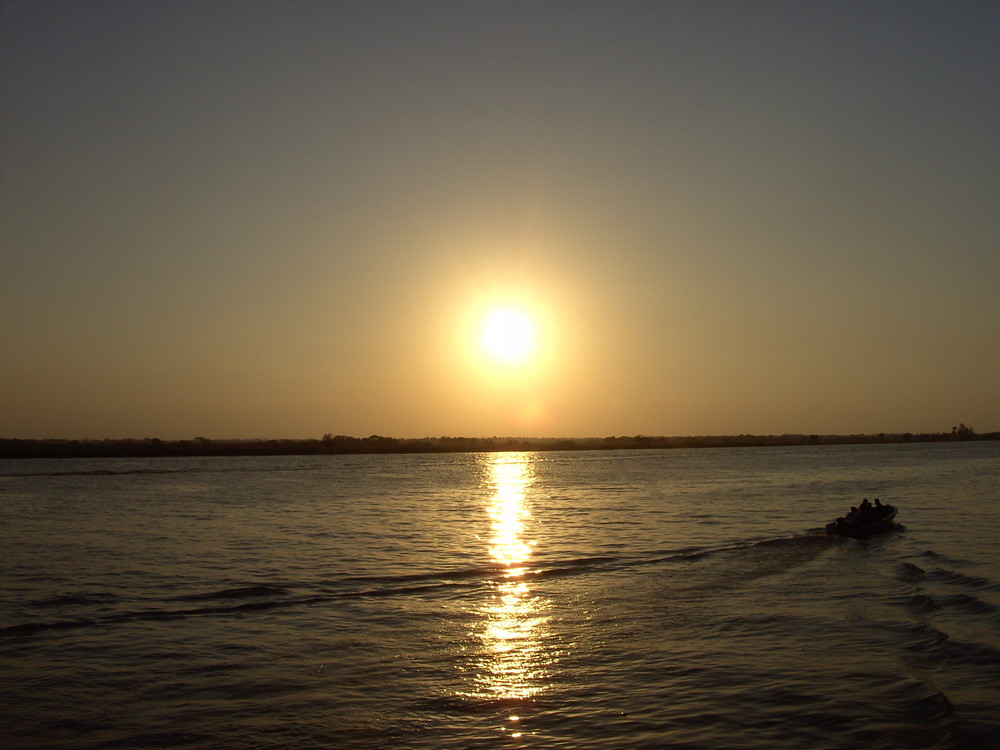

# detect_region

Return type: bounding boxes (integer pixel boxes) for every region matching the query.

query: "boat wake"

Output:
[2,533,833,639]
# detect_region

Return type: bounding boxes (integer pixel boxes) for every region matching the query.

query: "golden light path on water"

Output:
[463,452,553,722]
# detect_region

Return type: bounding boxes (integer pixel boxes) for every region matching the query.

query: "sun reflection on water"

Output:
[464,452,553,703]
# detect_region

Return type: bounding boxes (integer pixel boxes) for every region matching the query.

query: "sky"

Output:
[2,1,998,440]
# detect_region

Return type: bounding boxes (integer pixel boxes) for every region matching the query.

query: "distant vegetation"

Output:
[1,428,996,459]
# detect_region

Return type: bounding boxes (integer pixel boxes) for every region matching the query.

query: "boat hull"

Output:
[826,505,898,539]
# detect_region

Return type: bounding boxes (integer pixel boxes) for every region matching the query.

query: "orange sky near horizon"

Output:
[1,2,998,440]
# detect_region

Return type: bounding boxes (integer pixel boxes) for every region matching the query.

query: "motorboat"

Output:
[826,504,898,539]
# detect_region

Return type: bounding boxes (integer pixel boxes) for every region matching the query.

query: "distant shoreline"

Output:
[1,431,996,459]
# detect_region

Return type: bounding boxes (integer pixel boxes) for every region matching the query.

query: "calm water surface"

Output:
[2,442,999,749]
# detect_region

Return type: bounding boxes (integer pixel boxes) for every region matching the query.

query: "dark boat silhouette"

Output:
[826,504,899,539]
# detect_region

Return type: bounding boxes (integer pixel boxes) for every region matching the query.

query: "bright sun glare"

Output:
[480,308,536,363]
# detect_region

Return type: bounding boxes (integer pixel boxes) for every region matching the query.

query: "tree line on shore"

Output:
[1,426,994,459]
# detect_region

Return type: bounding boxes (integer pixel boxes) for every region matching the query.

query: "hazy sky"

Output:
[2,1,998,440]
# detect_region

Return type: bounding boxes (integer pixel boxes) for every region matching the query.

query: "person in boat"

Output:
[844,506,861,525]
[858,498,873,522]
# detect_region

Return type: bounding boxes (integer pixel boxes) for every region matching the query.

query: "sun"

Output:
[480,308,536,363]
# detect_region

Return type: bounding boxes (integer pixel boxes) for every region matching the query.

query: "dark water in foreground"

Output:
[2,442,999,749]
